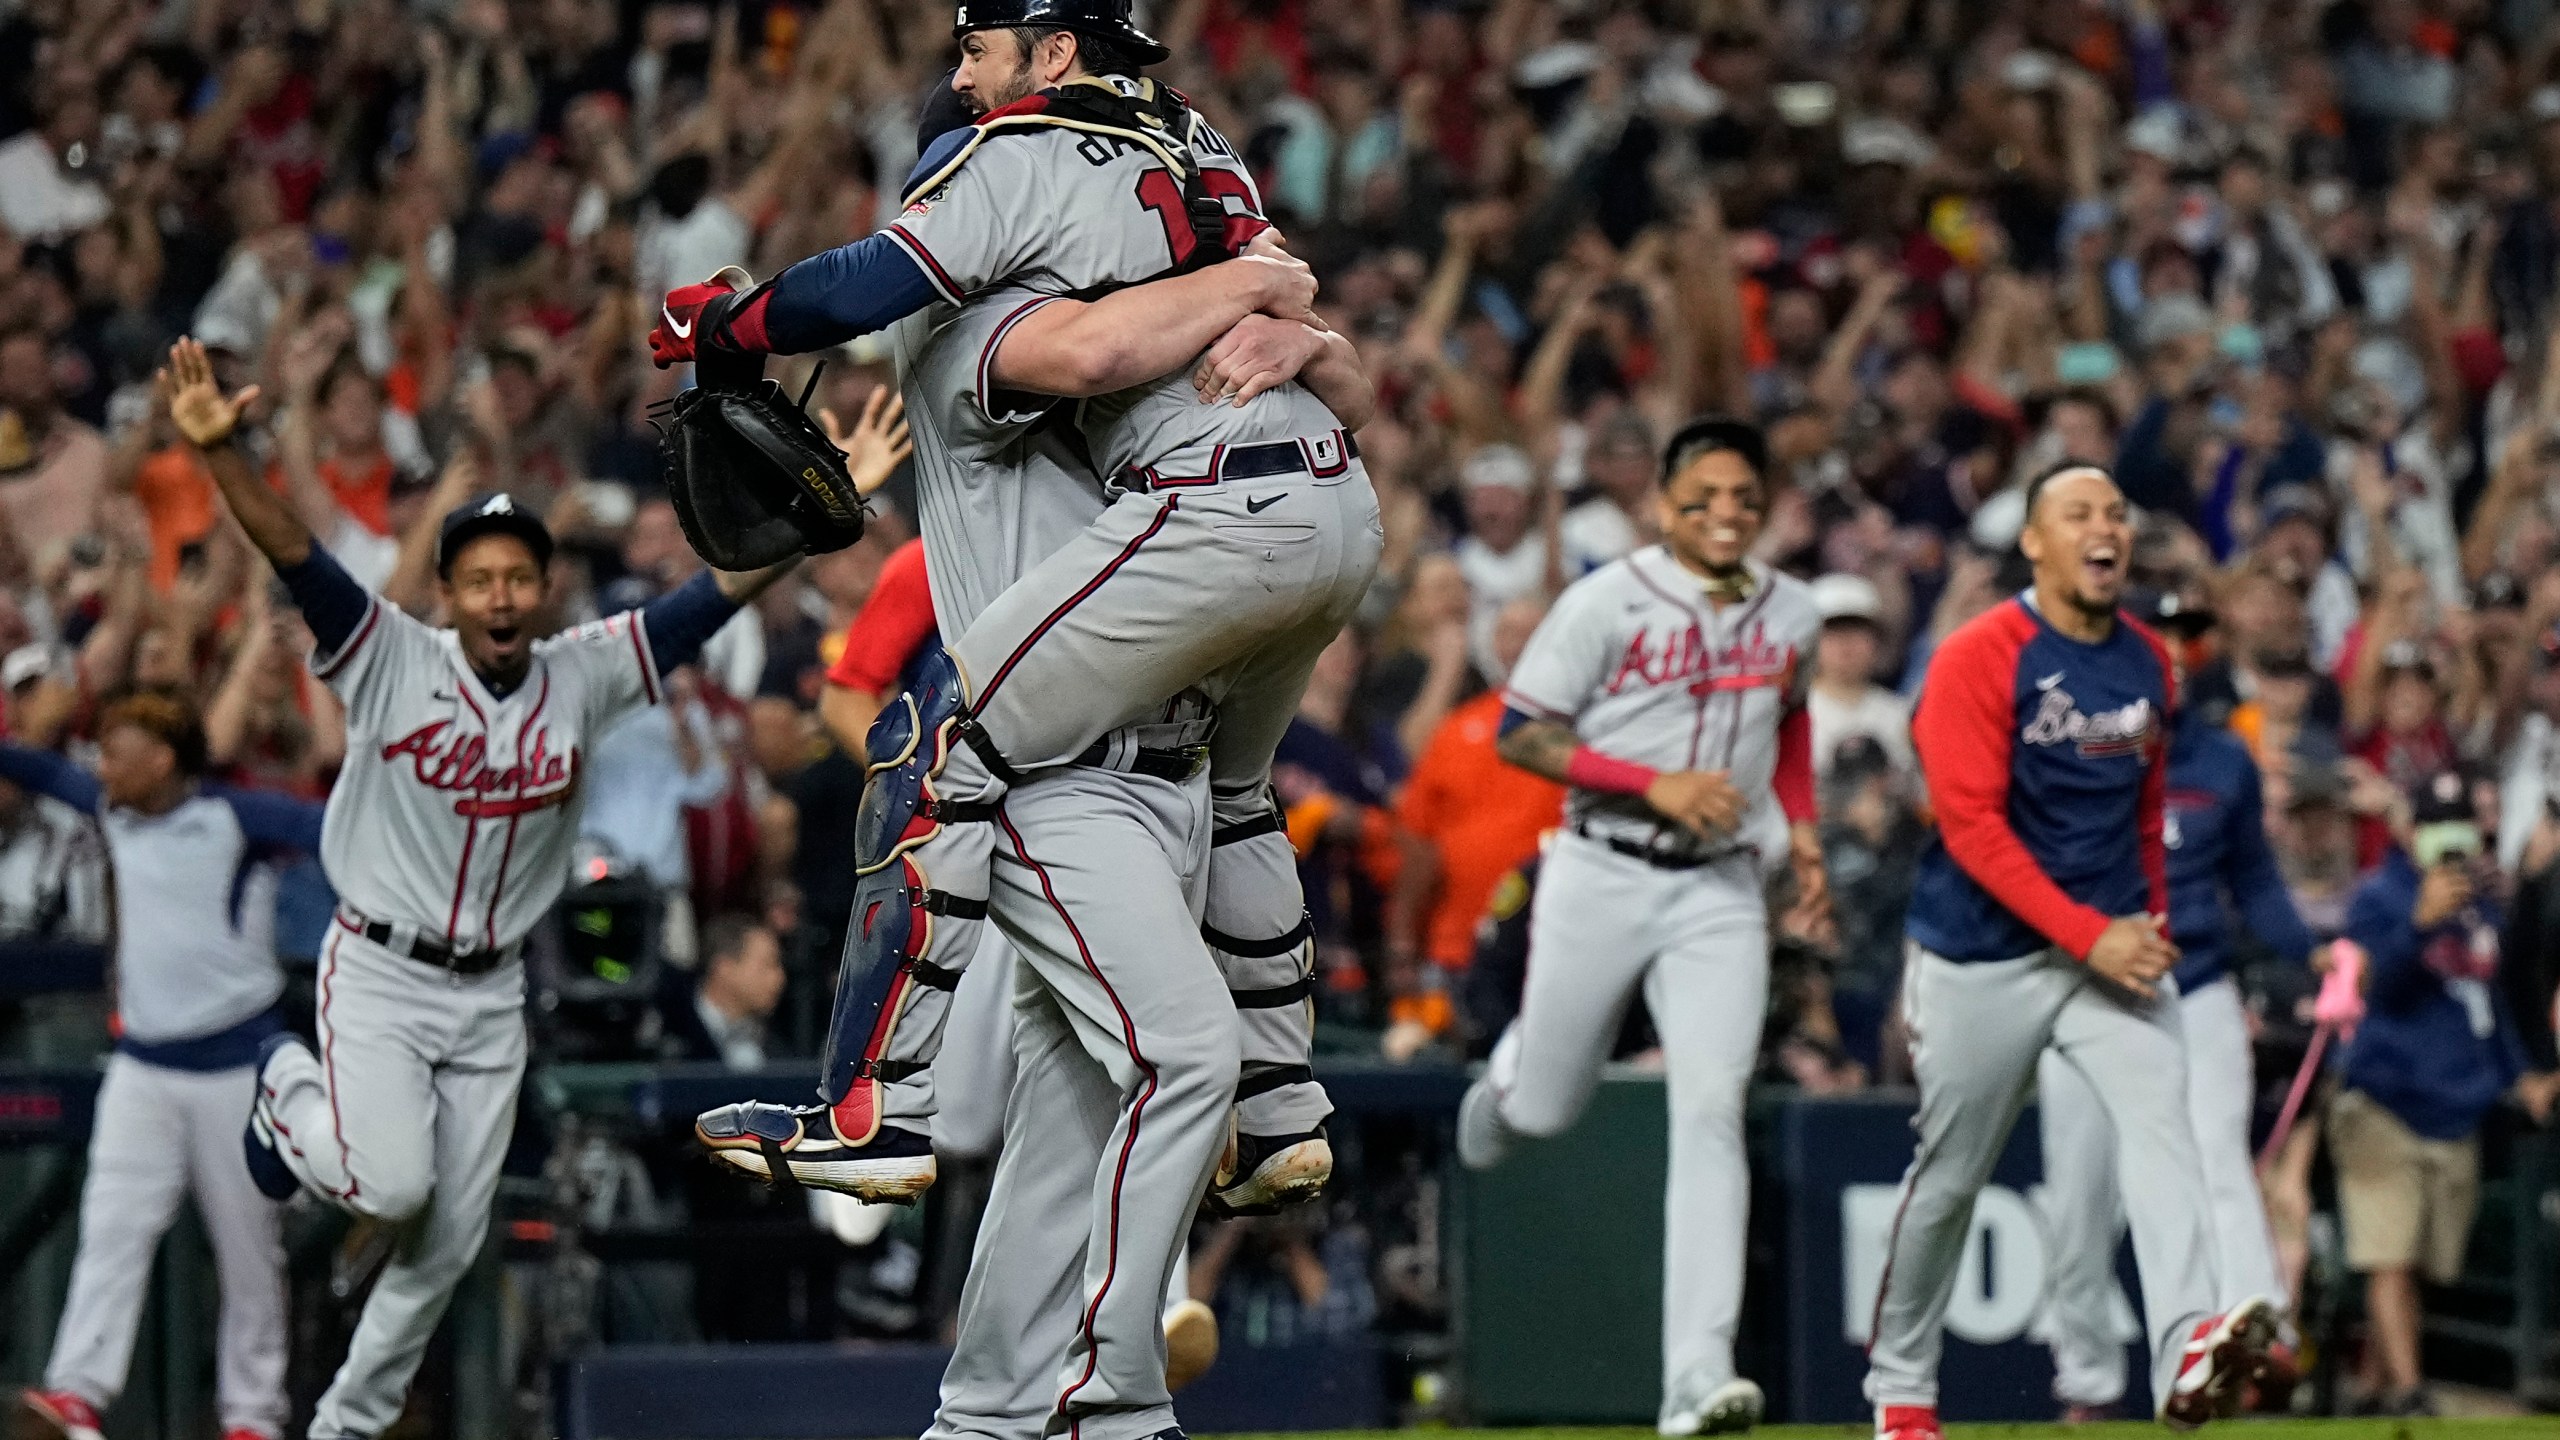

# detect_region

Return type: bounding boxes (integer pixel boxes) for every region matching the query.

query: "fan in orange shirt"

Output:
[1386,597,1563,1051]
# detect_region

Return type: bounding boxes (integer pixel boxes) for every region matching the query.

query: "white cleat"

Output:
[1661,1378,1764,1436]
[1456,1079,1514,1170]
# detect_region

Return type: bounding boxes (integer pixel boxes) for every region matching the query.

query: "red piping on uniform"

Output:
[624,614,659,706]
[480,673,550,948]
[999,806,1157,1424]
[978,296,1061,420]
[314,600,382,680]
[977,497,1178,711]
[883,226,963,304]
[319,927,358,1202]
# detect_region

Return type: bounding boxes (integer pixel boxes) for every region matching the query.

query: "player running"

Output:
[2037,589,2313,1419]
[152,338,796,1440]
[1865,463,2274,1440]
[1454,417,1824,1437]
[7,695,314,1440]
[672,5,1371,1222]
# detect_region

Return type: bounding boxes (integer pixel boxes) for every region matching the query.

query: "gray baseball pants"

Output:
[46,1055,287,1438]
[1864,945,2218,1417]
[255,927,523,1440]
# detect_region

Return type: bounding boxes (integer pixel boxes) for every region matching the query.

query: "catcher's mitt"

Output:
[647,346,865,572]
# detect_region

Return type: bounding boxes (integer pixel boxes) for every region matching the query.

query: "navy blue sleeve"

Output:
[1498,705,1539,738]
[0,743,103,813]
[211,786,327,852]
[274,546,374,654]
[758,235,940,355]
[904,128,971,197]
[640,572,739,676]
[2224,763,2316,965]
[2348,875,2429,1011]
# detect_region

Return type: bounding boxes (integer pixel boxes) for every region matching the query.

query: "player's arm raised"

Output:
[988,241,1319,397]
[163,337,310,567]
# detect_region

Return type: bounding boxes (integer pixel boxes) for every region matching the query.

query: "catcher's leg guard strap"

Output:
[1230,974,1315,1008]
[1203,913,1313,959]
[1205,824,1332,1133]
[1212,809,1285,847]
[1235,1064,1314,1102]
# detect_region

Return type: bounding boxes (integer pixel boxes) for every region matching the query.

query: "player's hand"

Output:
[650,269,745,368]
[819,386,913,496]
[2084,913,2178,999]
[1643,769,1744,841]
[1194,315,1324,408]
[1232,234,1317,321]
[161,337,261,449]
[2516,1070,2560,1126]
[2414,862,2473,929]
[1785,820,1831,927]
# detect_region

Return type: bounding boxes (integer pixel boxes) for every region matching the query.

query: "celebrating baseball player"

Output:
[1864,463,2273,1439]
[146,338,797,1440]
[6,694,315,1440]
[1453,417,1823,1437]
[663,41,1379,1433]
[2037,589,2314,1420]
[674,0,1372,1234]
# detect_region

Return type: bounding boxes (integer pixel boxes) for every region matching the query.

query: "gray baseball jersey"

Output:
[1501,550,1819,864]
[887,95,1341,480]
[311,593,662,951]
[885,303,1105,634]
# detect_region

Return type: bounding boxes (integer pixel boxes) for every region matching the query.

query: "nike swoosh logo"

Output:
[664,305,693,340]
[2036,672,2065,691]
[1245,493,1284,513]
[432,689,457,702]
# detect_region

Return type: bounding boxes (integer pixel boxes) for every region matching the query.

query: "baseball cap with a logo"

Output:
[437,493,556,577]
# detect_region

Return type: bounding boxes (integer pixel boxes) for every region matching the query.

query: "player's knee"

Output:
[345,1174,431,1224]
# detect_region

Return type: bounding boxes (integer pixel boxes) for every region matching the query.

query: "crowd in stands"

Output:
[9,0,2560,1403]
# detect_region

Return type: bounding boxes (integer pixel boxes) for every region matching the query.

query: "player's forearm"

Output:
[722,236,939,356]
[200,438,314,567]
[995,265,1287,397]
[1296,327,1377,430]
[0,743,104,813]
[1493,713,1581,785]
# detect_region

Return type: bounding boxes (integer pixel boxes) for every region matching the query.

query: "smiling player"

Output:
[1863,463,2274,1439]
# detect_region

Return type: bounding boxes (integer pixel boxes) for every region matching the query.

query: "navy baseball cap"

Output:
[437,493,554,577]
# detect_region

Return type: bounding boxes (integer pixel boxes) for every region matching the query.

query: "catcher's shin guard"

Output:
[1202,802,1334,1137]
[820,652,1003,1143]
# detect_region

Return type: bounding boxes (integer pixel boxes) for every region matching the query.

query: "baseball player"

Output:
[2037,590,2314,1420]
[149,338,795,1440]
[6,694,315,1440]
[1864,463,2273,1440]
[676,12,1372,1226]
[1453,417,1824,1437]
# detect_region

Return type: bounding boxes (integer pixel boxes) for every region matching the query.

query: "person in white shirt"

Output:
[1454,443,1557,679]
[1805,573,1914,779]
[580,670,731,964]
[0,85,109,244]
[1560,413,1658,573]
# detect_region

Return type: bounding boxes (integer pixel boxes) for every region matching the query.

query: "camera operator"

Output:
[2331,768,2560,1416]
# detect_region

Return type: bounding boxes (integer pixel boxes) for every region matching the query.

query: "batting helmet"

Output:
[952,0,1172,67]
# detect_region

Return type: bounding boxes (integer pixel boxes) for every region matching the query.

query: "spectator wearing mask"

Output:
[1454,444,1558,680]
[1386,597,1564,1058]
[2331,770,2560,1416]
[1804,574,1912,780]
[2,693,319,1440]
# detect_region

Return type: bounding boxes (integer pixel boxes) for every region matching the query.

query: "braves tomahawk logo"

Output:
[380,721,577,818]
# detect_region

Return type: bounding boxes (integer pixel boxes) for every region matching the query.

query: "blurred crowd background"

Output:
[10,0,2560,1411]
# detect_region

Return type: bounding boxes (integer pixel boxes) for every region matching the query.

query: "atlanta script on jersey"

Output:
[1503,549,1820,866]
[311,596,663,953]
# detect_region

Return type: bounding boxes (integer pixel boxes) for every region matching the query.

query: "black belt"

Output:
[1571,821,1730,872]
[339,913,515,975]
[1118,432,1359,492]
[1071,739,1208,781]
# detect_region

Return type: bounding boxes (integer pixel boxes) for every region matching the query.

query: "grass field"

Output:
[1218,1414,2560,1424]
[1222,1426,2560,1440]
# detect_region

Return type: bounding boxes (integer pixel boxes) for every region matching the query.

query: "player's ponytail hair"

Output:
[100,689,209,778]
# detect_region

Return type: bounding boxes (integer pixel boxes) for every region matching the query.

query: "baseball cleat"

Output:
[1456,1079,1513,1170]
[1661,1377,1763,1435]
[243,1032,314,1201]
[2245,1336,2300,1413]
[695,1102,937,1201]
[1204,1127,1330,1217]
[2058,1402,2117,1424]
[2160,1294,2277,1430]
[16,1390,103,1440]
[1163,1298,1219,1391]
[1873,1403,1940,1440]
